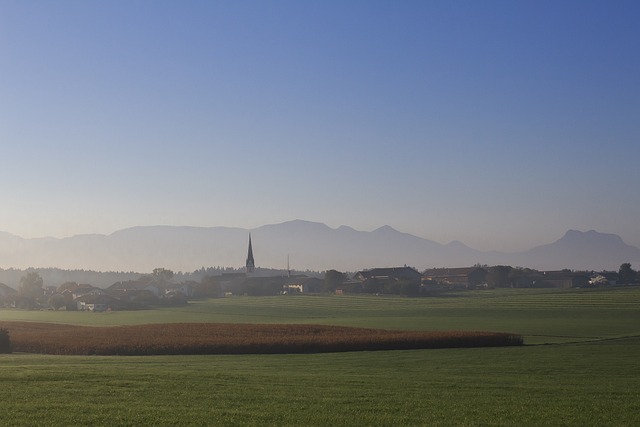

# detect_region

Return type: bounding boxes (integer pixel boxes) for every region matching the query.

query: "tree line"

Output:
[2,262,638,310]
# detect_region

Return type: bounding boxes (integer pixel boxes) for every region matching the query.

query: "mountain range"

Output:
[0,220,638,273]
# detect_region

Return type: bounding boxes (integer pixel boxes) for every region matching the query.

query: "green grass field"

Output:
[1,287,639,425]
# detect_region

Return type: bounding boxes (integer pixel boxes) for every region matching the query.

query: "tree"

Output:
[195,276,222,298]
[398,280,420,296]
[0,328,10,353]
[48,294,66,311]
[618,263,637,284]
[18,271,44,309]
[363,278,384,294]
[487,266,512,288]
[153,268,174,282]
[151,268,174,293]
[323,270,347,293]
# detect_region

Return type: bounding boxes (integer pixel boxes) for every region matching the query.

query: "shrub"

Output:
[0,328,11,353]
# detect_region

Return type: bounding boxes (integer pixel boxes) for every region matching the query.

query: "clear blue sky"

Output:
[1,0,638,251]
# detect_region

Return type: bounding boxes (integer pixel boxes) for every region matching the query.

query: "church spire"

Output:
[246,233,255,274]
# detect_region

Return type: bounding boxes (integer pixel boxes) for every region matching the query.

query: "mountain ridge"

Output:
[0,220,637,273]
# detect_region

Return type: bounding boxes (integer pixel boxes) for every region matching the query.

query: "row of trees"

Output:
[6,262,640,309]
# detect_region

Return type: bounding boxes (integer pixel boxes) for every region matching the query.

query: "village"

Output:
[0,235,635,312]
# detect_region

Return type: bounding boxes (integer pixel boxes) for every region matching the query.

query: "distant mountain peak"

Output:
[520,229,640,271]
[446,240,471,249]
[373,225,397,233]
[272,219,330,229]
[558,229,626,246]
[0,222,637,272]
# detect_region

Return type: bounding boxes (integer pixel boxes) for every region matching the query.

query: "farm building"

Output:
[422,267,488,289]
[76,294,120,312]
[538,271,590,288]
[354,267,422,283]
[283,277,322,294]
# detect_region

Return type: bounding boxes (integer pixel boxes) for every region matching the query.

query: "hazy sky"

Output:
[1,0,639,252]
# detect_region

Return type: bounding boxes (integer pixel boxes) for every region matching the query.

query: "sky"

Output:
[1,0,639,252]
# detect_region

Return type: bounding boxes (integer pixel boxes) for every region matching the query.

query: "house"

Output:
[76,294,120,312]
[354,267,422,283]
[72,285,106,300]
[0,284,17,307]
[218,273,248,294]
[0,283,17,299]
[353,267,422,295]
[107,280,162,298]
[165,282,195,298]
[422,267,488,289]
[538,271,590,288]
[238,276,289,296]
[600,272,619,286]
[106,280,162,305]
[334,279,366,295]
[163,291,188,305]
[283,276,322,294]
[144,283,162,297]
[589,274,609,286]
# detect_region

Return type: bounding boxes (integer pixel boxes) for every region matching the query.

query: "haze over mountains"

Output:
[0,220,638,273]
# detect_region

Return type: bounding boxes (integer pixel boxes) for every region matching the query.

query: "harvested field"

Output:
[1,321,523,355]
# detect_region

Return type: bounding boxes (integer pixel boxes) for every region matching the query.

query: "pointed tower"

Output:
[246,233,255,274]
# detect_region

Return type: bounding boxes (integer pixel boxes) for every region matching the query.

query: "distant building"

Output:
[354,267,422,283]
[0,283,17,307]
[246,233,255,274]
[71,285,106,300]
[283,276,322,294]
[0,283,17,299]
[422,267,488,289]
[538,271,590,288]
[76,294,120,312]
[165,282,195,298]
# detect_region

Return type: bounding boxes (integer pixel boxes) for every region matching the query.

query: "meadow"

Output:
[0,287,639,425]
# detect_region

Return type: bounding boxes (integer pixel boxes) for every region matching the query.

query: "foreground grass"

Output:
[0,286,639,425]
[1,287,639,344]
[1,338,639,426]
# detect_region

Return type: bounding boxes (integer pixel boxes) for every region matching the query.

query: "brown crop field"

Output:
[0,321,522,355]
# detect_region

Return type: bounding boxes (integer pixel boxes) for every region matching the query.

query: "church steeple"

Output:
[246,233,255,274]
